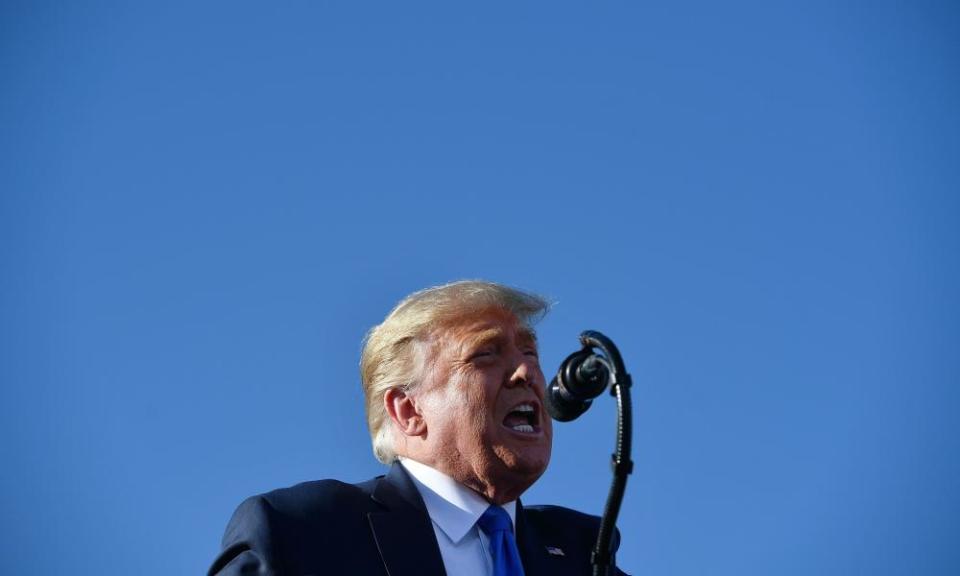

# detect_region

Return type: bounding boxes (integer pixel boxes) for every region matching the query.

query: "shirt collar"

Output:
[400,458,517,544]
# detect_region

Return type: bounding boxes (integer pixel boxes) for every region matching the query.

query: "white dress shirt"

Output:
[400,458,518,576]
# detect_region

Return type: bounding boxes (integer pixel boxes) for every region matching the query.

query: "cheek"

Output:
[439,375,487,425]
[418,381,462,426]
[460,381,496,436]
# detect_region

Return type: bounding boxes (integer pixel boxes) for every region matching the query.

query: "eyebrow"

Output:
[462,328,504,351]
[517,327,538,346]
[461,326,538,351]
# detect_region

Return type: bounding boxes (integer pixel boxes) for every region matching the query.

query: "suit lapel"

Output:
[518,501,593,576]
[367,463,447,576]
[516,500,556,576]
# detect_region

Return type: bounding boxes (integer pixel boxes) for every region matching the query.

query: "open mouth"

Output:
[502,402,540,434]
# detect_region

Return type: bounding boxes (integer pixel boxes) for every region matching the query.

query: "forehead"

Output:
[433,308,537,349]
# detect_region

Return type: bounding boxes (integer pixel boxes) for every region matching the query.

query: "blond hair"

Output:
[360,280,550,463]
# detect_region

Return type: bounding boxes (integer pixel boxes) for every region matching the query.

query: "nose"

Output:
[506,350,538,389]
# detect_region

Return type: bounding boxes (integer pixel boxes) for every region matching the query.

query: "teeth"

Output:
[514,404,534,413]
[512,424,535,433]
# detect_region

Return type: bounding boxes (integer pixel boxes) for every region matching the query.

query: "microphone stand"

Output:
[578,331,634,576]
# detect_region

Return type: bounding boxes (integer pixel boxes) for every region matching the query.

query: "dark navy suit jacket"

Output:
[209,463,627,576]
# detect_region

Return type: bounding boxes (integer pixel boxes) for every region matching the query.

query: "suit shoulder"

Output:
[256,475,384,518]
[523,505,623,550]
[523,504,605,545]
[211,475,386,575]
[523,504,602,527]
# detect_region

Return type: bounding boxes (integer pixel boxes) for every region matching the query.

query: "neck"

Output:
[399,451,530,505]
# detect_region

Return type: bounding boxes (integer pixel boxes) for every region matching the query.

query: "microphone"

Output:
[544,330,633,576]
[545,349,611,422]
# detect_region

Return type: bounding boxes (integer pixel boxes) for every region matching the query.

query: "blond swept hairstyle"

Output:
[359,280,550,464]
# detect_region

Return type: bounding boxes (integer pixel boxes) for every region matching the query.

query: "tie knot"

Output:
[478,505,513,535]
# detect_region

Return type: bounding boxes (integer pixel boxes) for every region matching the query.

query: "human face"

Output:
[413,308,553,503]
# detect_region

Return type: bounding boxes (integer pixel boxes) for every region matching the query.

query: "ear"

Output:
[384,388,427,437]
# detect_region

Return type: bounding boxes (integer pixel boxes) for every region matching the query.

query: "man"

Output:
[209,281,627,575]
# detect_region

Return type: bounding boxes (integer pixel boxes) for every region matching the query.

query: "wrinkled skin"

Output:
[389,308,553,504]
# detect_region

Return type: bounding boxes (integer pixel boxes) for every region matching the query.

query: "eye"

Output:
[523,348,539,358]
[469,348,495,361]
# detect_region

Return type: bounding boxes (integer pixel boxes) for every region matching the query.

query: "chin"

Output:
[521,453,551,480]
[497,446,552,484]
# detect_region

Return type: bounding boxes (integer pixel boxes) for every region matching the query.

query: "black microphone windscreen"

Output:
[545,377,592,422]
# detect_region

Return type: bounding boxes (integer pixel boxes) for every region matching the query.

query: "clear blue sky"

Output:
[2,1,958,574]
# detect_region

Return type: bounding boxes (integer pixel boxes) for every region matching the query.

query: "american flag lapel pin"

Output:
[546,546,565,556]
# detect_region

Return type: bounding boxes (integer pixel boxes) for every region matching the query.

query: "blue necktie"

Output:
[477,504,525,576]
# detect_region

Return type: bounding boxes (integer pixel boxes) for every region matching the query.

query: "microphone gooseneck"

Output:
[546,330,634,576]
